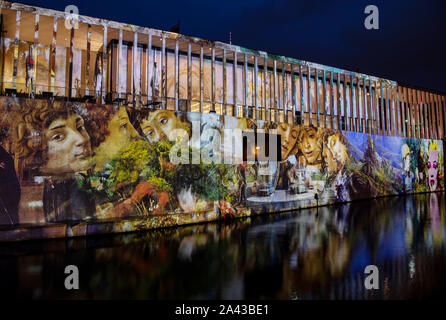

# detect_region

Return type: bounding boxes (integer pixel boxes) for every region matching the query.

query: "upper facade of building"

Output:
[0,1,445,139]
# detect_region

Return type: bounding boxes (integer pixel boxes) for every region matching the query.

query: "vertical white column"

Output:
[35,14,42,94]
[222,48,227,115]
[363,78,368,133]
[355,76,360,132]
[395,85,401,136]
[307,66,312,126]
[211,46,216,112]
[68,25,75,98]
[85,24,92,97]
[161,35,166,108]
[375,81,381,135]
[147,31,152,102]
[380,82,386,135]
[174,39,179,111]
[315,68,319,127]
[291,64,296,124]
[343,74,348,130]
[437,94,444,139]
[323,70,327,128]
[244,53,248,117]
[254,56,259,120]
[386,84,391,136]
[330,71,335,129]
[200,44,204,113]
[282,61,287,123]
[187,41,192,111]
[345,76,358,131]
[299,65,304,125]
[117,29,123,100]
[273,59,278,122]
[264,57,269,121]
[423,90,429,138]
[337,73,342,130]
[101,25,107,104]
[12,10,20,90]
[233,50,238,117]
[132,31,138,105]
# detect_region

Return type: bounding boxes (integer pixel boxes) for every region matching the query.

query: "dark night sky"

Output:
[17,0,446,93]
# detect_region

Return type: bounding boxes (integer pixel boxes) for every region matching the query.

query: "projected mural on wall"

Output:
[0,97,443,240]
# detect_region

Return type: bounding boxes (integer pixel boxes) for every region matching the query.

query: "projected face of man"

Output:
[278,123,299,160]
[42,113,92,177]
[298,127,321,165]
[140,110,190,143]
[95,107,139,162]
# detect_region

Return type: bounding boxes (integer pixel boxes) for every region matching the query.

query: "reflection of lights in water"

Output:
[26,265,42,273]
[32,288,42,299]
[6,193,445,299]
[290,291,299,300]
[289,252,298,269]
[178,237,195,261]
[409,255,415,279]
[384,277,390,297]
[123,234,131,244]
[27,200,43,208]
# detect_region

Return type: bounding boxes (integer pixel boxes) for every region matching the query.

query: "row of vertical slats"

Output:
[34,14,40,94]
[2,7,445,139]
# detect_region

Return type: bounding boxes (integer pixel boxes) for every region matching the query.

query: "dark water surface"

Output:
[1,193,446,300]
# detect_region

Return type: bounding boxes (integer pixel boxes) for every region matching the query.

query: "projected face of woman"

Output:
[140,110,190,143]
[298,127,321,165]
[42,113,92,177]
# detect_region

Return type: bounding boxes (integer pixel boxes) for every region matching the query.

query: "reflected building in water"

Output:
[1,193,446,299]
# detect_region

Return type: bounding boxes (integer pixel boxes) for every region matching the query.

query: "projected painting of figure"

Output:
[0,96,443,241]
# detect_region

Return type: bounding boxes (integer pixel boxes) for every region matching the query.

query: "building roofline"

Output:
[1,1,444,93]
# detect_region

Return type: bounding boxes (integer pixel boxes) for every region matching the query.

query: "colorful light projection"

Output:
[0,97,443,240]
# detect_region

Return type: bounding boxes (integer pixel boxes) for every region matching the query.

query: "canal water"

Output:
[1,193,446,300]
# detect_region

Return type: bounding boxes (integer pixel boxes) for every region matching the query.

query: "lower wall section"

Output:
[0,208,252,242]
[0,97,444,241]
